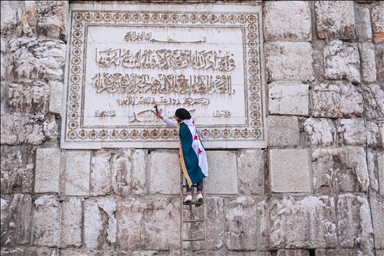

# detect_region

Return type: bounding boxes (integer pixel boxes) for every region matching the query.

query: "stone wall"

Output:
[1,1,383,255]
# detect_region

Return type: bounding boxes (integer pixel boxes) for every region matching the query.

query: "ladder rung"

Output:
[183,238,205,242]
[183,219,204,223]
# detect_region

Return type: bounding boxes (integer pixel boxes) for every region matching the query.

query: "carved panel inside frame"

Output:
[62,3,266,149]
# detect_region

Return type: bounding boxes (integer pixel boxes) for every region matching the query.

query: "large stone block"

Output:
[312,147,369,194]
[304,118,336,148]
[84,198,117,249]
[335,119,366,147]
[276,250,309,256]
[36,1,68,42]
[1,39,6,81]
[270,196,337,249]
[1,115,46,145]
[205,151,238,194]
[268,81,309,116]
[362,83,384,121]
[359,43,377,83]
[6,194,32,246]
[268,116,300,147]
[111,149,133,197]
[323,40,360,83]
[336,194,374,254]
[91,150,112,196]
[49,81,63,115]
[238,149,264,196]
[269,149,310,193]
[59,198,82,248]
[206,196,225,250]
[131,149,148,196]
[8,38,66,81]
[355,4,373,42]
[315,1,355,40]
[265,42,314,83]
[370,194,384,249]
[149,150,180,195]
[117,197,180,250]
[64,150,90,196]
[1,198,9,243]
[224,196,257,250]
[311,82,363,118]
[0,1,35,37]
[316,249,364,256]
[379,154,384,195]
[264,1,311,42]
[35,148,61,193]
[32,195,59,247]
[377,45,384,84]
[372,2,384,43]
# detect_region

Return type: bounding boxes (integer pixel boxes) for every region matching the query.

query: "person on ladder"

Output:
[155,107,208,204]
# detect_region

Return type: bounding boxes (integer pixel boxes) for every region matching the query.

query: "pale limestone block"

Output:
[381,123,384,148]
[42,114,59,141]
[372,2,384,43]
[359,43,377,83]
[315,1,355,40]
[20,1,36,37]
[312,147,369,194]
[0,248,25,255]
[132,149,147,196]
[270,196,337,249]
[84,198,117,249]
[32,195,59,247]
[6,194,32,246]
[36,1,68,42]
[117,197,180,250]
[8,38,66,81]
[0,1,23,36]
[224,196,257,250]
[268,116,299,147]
[304,118,336,148]
[91,150,111,196]
[206,196,225,250]
[269,149,310,193]
[337,194,374,254]
[268,81,309,116]
[379,154,384,195]
[27,247,58,255]
[265,42,314,82]
[316,249,364,256]
[377,45,384,84]
[149,150,180,195]
[312,82,363,118]
[238,149,264,196]
[49,80,63,115]
[1,198,9,240]
[355,5,373,42]
[367,150,379,192]
[377,251,384,256]
[59,198,82,248]
[257,200,269,251]
[370,194,384,249]
[264,1,311,42]
[35,148,60,193]
[205,151,238,194]
[366,122,380,148]
[64,151,90,196]
[336,119,366,147]
[362,83,384,121]
[1,38,6,81]
[276,250,309,256]
[323,40,360,83]
[111,149,132,196]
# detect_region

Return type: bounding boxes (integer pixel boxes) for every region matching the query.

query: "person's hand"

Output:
[155,110,163,119]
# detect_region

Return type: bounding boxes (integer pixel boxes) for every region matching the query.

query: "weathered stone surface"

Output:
[1,146,35,194]
[335,119,366,147]
[36,1,68,42]
[315,249,364,256]
[336,194,374,254]
[117,197,180,250]
[257,200,269,251]
[1,198,9,243]
[32,195,59,247]
[205,151,238,194]
[359,43,377,83]
[312,147,369,194]
[0,1,35,37]
[304,118,336,148]
[91,150,112,196]
[323,40,360,83]
[206,196,225,250]
[264,1,311,42]
[372,2,384,43]
[111,149,132,197]
[35,148,60,193]
[367,122,381,148]
[48,80,63,115]
[265,42,314,82]
[7,194,32,245]
[84,198,117,249]
[379,154,384,195]
[367,150,379,192]
[362,83,384,121]
[355,4,373,42]
[369,194,384,249]
[131,149,148,196]
[311,82,363,118]
[238,149,264,196]
[315,1,355,40]
[1,39,6,81]
[224,196,257,250]
[64,150,90,196]
[270,196,337,249]
[59,198,82,248]
[276,250,309,256]
[270,149,310,193]
[8,38,66,81]
[1,115,44,145]
[268,116,299,147]
[268,81,309,116]
[377,45,384,84]
[149,150,180,195]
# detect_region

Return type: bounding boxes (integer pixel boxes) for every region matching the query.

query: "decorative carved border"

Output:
[64,8,264,147]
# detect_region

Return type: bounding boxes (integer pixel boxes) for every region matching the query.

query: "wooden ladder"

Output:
[180,176,208,255]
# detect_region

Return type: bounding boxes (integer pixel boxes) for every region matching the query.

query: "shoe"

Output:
[184,195,192,204]
[196,193,203,203]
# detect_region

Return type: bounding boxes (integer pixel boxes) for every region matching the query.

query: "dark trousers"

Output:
[186,179,204,193]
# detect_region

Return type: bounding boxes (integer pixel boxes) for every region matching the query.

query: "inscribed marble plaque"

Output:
[61,3,266,149]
